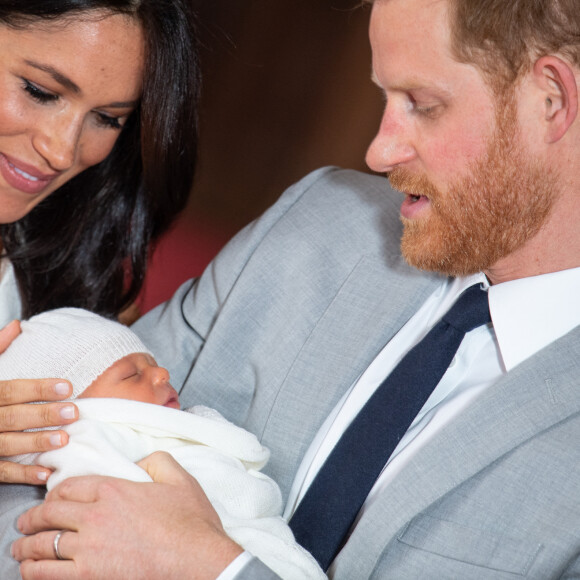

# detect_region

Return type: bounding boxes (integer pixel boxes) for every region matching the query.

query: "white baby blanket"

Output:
[35,399,324,580]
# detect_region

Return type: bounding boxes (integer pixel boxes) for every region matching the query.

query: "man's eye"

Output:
[410,96,440,119]
[22,79,59,104]
[415,105,436,116]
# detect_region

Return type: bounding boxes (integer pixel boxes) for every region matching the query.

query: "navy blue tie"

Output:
[289,284,491,570]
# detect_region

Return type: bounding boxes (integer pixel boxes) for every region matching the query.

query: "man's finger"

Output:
[0,460,51,485]
[0,379,72,406]
[13,529,78,563]
[45,474,117,503]
[0,320,20,353]
[137,451,192,485]
[17,500,85,536]
[13,530,62,561]
[19,559,76,580]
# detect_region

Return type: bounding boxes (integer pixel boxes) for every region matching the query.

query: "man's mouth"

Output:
[400,193,431,219]
[407,193,430,204]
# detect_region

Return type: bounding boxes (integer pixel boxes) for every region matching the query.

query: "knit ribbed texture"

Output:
[0,307,152,400]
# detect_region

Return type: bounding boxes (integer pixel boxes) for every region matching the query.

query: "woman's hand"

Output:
[0,320,78,485]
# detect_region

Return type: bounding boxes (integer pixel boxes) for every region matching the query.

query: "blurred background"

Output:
[138,0,385,312]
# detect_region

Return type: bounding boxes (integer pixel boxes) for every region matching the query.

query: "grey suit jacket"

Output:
[135,167,580,579]
[3,168,580,578]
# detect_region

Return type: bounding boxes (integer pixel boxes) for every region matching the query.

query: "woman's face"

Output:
[0,13,144,223]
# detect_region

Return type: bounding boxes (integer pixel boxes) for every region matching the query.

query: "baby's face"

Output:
[79,353,180,409]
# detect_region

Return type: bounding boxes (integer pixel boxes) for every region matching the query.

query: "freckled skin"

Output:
[0,13,144,223]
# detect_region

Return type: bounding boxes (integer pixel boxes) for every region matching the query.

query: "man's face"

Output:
[365,0,556,277]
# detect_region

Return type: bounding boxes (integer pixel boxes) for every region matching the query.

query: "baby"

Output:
[0,308,323,580]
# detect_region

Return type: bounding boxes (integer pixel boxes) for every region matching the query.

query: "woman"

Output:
[0,0,199,321]
[0,0,200,485]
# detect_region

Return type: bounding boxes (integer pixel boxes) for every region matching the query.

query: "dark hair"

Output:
[449,0,580,90]
[0,0,200,319]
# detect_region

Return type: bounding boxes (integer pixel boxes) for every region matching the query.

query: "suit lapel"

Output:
[260,253,442,496]
[336,325,580,578]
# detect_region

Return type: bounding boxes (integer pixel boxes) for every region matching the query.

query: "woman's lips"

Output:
[0,153,59,194]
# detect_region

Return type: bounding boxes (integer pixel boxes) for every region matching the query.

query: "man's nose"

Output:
[365,111,416,173]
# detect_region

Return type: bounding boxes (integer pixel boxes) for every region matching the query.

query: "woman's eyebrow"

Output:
[106,99,139,109]
[24,60,81,94]
[23,59,139,109]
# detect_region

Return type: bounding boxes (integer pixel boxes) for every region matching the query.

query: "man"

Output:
[5,0,580,577]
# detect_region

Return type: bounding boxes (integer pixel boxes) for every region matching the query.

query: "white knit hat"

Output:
[0,307,153,401]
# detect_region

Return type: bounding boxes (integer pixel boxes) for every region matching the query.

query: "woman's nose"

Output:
[32,114,82,172]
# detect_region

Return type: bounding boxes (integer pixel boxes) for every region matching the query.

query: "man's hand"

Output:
[0,320,77,485]
[13,451,244,580]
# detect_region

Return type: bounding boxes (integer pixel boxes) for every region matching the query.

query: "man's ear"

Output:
[532,55,578,143]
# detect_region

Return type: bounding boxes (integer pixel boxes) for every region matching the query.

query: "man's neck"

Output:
[485,228,580,285]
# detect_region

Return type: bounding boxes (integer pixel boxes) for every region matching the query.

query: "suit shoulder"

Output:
[288,166,397,212]
[266,166,402,258]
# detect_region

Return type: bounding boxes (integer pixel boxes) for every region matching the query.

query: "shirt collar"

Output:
[487,268,580,371]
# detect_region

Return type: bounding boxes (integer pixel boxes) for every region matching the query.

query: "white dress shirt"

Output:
[0,259,21,329]
[222,267,580,578]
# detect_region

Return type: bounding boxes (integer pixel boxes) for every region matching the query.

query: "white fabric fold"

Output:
[35,399,324,580]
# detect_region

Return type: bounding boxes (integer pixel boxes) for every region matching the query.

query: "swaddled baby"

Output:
[0,308,324,580]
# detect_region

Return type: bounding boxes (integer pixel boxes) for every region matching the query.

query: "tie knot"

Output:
[442,284,491,334]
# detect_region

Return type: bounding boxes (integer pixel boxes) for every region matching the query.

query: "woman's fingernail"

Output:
[54,382,69,396]
[59,405,75,420]
[49,433,63,447]
[36,470,48,482]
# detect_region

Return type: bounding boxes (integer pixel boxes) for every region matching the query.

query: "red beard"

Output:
[389,97,556,277]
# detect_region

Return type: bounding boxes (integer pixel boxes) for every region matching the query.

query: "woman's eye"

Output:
[22,79,58,104]
[23,77,127,130]
[96,112,123,130]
